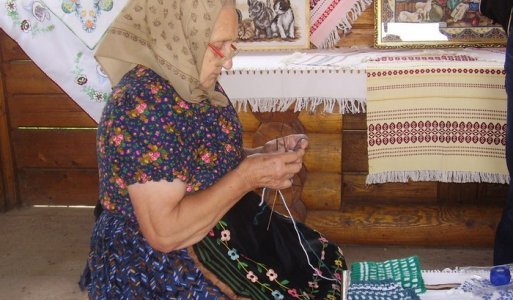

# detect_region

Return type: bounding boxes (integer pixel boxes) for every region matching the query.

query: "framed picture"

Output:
[235,0,310,50]
[375,0,507,48]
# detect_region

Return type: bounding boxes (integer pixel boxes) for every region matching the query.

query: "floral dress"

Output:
[81,65,346,300]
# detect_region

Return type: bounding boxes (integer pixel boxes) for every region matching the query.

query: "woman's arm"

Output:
[129,149,305,253]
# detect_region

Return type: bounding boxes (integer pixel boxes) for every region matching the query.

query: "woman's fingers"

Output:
[260,151,304,189]
[285,134,308,151]
[281,134,308,151]
[238,150,304,190]
[263,134,309,154]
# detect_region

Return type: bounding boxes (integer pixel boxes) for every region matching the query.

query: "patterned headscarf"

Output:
[95,0,230,106]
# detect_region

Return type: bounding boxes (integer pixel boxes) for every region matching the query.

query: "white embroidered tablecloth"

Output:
[1,0,128,122]
[219,49,368,114]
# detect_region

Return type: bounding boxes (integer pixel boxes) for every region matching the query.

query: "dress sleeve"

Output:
[103,83,191,187]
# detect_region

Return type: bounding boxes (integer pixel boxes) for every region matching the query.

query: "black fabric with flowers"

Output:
[193,191,347,300]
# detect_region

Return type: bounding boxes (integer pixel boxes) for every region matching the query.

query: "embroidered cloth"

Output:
[347,279,420,300]
[1,0,127,122]
[40,0,125,49]
[219,50,368,114]
[366,53,508,185]
[420,266,513,300]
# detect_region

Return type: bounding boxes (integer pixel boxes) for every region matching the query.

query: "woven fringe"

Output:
[366,171,511,185]
[317,0,373,48]
[231,97,366,114]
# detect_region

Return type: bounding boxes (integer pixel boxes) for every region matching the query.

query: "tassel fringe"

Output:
[231,97,367,114]
[366,171,511,185]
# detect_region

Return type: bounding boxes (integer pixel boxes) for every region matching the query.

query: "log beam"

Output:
[306,203,502,247]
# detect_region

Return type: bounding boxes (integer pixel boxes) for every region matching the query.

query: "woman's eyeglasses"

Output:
[208,42,239,65]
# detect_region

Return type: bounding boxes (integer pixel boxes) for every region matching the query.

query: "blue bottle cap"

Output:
[490,266,511,286]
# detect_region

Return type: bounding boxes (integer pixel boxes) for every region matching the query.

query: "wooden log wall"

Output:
[0,30,98,209]
[0,4,507,247]
[0,48,8,212]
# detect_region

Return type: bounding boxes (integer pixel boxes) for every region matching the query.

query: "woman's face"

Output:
[199,6,239,90]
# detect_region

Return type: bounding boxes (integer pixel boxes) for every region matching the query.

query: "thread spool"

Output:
[490,266,511,286]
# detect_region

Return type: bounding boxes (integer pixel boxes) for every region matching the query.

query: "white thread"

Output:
[259,188,341,283]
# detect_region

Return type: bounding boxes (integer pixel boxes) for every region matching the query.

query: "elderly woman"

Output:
[79,0,346,299]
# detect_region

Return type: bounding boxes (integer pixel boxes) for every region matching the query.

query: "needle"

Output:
[267,189,278,231]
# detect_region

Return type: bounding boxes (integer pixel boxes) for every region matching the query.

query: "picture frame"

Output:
[235,0,310,50]
[375,0,507,48]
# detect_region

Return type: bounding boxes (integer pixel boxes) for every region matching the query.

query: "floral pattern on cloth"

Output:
[40,0,126,49]
[1,0,119,121]
[96,65,244,217]
[458,278,513,300]
[204,218,346,300]
[86,212,229,299]
[191,191,347,300]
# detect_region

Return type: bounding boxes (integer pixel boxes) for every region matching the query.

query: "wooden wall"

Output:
[0,33,16,212]
[0,30,98,209]
[0,5,507,247]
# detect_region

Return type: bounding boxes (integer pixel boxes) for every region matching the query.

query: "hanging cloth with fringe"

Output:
[365,52,509,185]
[310,0,373,48]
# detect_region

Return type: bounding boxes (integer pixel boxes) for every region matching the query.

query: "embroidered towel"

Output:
[347,279,420,300]
[366,54,508,184]
[41,0,127,49]
[2,0,117,122]
[218,51,368,114]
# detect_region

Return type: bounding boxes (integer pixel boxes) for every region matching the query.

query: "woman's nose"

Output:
[222,58,233,70]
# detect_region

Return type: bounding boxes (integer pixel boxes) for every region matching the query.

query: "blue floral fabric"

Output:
[83,65,243,299]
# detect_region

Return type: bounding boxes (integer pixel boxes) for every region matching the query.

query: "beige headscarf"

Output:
[95,0,230,106]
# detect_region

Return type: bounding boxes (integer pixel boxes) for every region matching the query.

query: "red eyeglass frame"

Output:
[208,42,238,59]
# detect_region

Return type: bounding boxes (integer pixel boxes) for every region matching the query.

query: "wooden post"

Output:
[0,42,18,212]
[251,110,308,221]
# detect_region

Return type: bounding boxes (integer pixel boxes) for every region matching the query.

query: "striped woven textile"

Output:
[350,256,425,294]
[366,54,508,184]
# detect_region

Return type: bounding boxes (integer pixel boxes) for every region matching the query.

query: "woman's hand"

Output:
[262,134,309,154]
[235,148,305,191]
